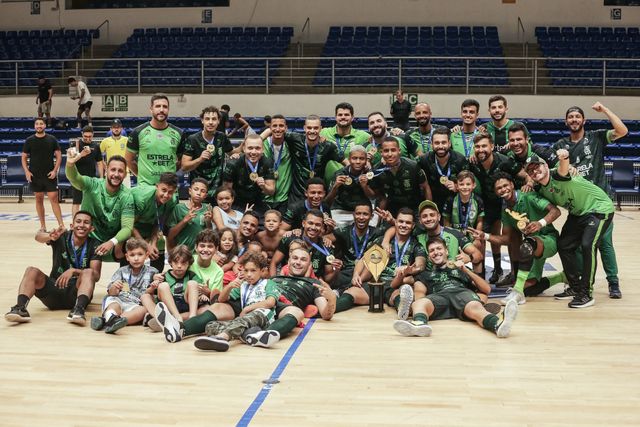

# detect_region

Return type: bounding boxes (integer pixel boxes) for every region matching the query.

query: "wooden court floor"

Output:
[0,199,639,427]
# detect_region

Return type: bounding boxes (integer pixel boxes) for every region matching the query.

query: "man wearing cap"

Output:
[551,103,627,299]
[100,119,130,186]
[525,150,614,308]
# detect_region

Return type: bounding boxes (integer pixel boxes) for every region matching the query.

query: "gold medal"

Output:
[446,260,456,268]
[121,281,130,293]
[366,171,374,180]
[309,171,315,178]
[274,171,279,179]
[249,172,259,182]
[517,220,527,231]
[326,255,336,263]
[206,144,215,153]
[368,147,377,155]
[440,176,448,185]
[344,176,353,185]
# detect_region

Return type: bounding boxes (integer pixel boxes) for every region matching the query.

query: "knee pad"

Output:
[519,237,537,262]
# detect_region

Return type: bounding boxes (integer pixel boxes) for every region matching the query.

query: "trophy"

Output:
[505,209,529,232]
[362,244,390,313]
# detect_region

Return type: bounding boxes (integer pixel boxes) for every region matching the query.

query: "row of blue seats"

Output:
[0,37,91,47]
[315,68,508,78]
[540,48,640,59]
[318,58,506,67]
[132,27,293,37]
[549,69,640,78]
[328,26,498,39]
[312,76,510,87]
[545,59,638,69]
[0,29,99,39]
[322,46,503,57]
[114,46,288,59]
[552,78,640,88]
[535,26,639,37]
[126,35,289,44]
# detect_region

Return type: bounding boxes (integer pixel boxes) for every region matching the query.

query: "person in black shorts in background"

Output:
[21,117,65,231]
[71,125,105,216]
[390,89,412,131]
[36,76,53,127]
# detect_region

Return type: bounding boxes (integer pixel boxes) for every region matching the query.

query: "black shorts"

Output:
[426,289,481,321]
[174,295,208,313]
[72,188,83,204]
[78,101,93,112]
[30,175,58,193]
[483,201,502,232]
[34,276,79,310]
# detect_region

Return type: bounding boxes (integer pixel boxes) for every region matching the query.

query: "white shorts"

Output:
[102,296,140,313]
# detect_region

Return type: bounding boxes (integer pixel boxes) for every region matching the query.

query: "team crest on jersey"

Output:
[403,179,411,189]
[584,145,592,156]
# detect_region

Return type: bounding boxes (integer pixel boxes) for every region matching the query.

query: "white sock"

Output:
[104,309,117,322]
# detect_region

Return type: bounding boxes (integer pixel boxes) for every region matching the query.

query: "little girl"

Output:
[215,227,239,286]
[212,187,243,231]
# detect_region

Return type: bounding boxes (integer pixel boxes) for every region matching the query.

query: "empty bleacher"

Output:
[314,26,508,87]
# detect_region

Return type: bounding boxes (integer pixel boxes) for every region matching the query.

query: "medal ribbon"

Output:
[304,142,319,174]
[246,158,259,176]
[460,129,477,158]
[67,234,88,269]
[352,226,370,260]
[434,159,451,180]
[304,200,324,213]
[303,236,330,257]
[419,128,434,153]
[394,236,411,267]
[269,138,284,172]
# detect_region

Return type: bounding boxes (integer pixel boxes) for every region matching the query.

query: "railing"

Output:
[91,19,110,58]
[297,17,311,59]
[1,56,640,95]
[517,16,527,58]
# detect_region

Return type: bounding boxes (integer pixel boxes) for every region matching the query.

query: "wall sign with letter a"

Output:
[102,95,129,112]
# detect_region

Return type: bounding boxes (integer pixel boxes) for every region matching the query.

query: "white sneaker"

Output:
[393,319,432,337]
[155,302,184,343]
[396,284,414,320]
[496,300,518,338]
[245,330,280,348]
[501,289,526,305]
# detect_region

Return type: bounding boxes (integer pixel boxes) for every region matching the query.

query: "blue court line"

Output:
[237,318,317,427]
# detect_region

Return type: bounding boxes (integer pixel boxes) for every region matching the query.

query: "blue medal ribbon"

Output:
[460,129,477,158]
[335,135,349,156]
[67,234,88,269]
[394,236,411,267]
[269,138,284,172]
[304,142,319,174]
[419,128,434,154]
[303,236,330,257]
[246,158,260,176]
[458,198,471,229]
[352,226,370,260]
[304,200,324,213]
[434,158,451,180]
[371,166,390,177]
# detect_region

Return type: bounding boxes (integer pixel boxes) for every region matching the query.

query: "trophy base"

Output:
[368,282,385,313]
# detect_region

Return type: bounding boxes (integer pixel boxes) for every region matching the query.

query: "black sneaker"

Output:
[66,306,86,326]
[91,316,105,331]
[483,302,502,315]
[142,313,153,327]
[104,315,128,334]
[524,278,550,297]
[568,294,595,309]
[5,305,30,323]
[608,282,622,299]
[488,269,503,284]
[554,286,577,300]
[495,272,515,288]
[194,336,230,352]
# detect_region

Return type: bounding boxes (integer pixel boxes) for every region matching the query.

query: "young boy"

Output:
[192,253,281,352]
[5,211,101,325]
[167,177,213,251]
[256,209,286,257]
[190,229,224,299]
[91,239,159,334]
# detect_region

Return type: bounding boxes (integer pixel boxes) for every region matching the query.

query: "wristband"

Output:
[109,237,118,246]
[484,233,490,240]
[538,219,547,227]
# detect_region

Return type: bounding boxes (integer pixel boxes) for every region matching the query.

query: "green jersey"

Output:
[501,191,558,236]
[164,270,202,297]
[272,275,322,308]
[190,256,224,291]
[127,121,184,186]
[552,129,612,190]
[263,137,292,203]
[49,231,101,279]
[131,184,177,238]
[469,152,522,206]
[374,234,426,282]
[167,202,212,250]
[450,129,477,158]
[442,194,485,231]
[368,157,427,215]
[319,125,370,158]
[229,279,280,322]
[415,266,474,294]
[66,165,134,243]
[363,135,410,165]
[536,169,614,216]
[222,154,274,208]
[404,127,434,156]
[333,225,386,270]
[183,130,233,199]
[415,225,473,271]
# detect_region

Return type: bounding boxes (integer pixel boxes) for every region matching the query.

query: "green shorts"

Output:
[426,289,481,321]
[528,233,558,280]
[34,276,79,310]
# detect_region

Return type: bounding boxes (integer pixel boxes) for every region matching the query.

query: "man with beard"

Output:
[418,126,469,211]
[281,177,334,233]
[126,94,185,186]
[483,95,531,154]
[5,211,102,325]
[261,114,293,214]
[100,120,131,187]
[525,152,614,308]
[270,209,340,283]
[71,126,105,216]
[66,154,134,260]
[505,123,558,170]
[468,172,564,305]
[403,103,435,157]
[470,133,533,285]
[181,106,235,203]
[450,99,480,158]
[365,112,413,165]
[222,133,275,216]
[552,103,627,299]
[320,102,370,159]
[390,89,412,131]
[284,114,344,202]
[367,137,430,216]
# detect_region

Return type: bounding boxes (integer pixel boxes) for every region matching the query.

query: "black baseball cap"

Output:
[524,154,546,169]
[111,119,122,127]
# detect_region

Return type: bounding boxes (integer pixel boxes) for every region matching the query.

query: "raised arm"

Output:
[593,102,628,141]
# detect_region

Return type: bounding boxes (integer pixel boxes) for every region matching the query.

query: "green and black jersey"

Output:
[450,129,477,158]
[222,154,274,208]
[507,143,558,172]
[127,121,185,186]
[131,184,177,238]
[469,152,521,206]
[49,230,101,279]
[535,169,614,216]
[414,266,474,294]
[501,191,558,237]
[552,129,612,190]
[415,225,473,271]
[404,127,434,156]
[373,235,426,282]
[418,150,469,207]
[263,138,292,204]
[319,125,370,158]
[164,269,202,297]
[333,225,386,270]
[272,275,322,308]
[442,194,485,231]
[183,130,233,198]
[282,200,331,230]
[277,235,333,278]
[368,157,427,215]
[167,202,212,250]
[484,120,530,154]
[328,166,371,211]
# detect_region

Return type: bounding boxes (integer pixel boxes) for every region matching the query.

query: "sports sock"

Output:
[104,309,117,322]
[513,270,530,294]
[75,294,90,310]
[268,313,298,339]
[183,310,216,336]
[413,313,428,324]
[392,294,401,310]
[492,254,502,273]
[511,261,519,277]
[524,278,550,297]
[335,293,354,313]
[482,314,499,331]
[547,271,566,286]
[17,294,29,307]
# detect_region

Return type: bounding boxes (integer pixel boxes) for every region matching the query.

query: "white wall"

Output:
[1,93,638,121]
[0,0,638,45]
